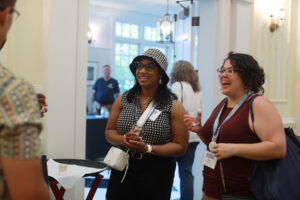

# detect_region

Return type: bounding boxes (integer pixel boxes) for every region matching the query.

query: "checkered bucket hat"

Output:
[129,48,169,84]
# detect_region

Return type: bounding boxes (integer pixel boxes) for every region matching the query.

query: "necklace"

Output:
[140,95,152,106]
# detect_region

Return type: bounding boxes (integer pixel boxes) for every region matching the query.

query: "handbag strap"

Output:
[180,82,183,103]
[249,95,259,122]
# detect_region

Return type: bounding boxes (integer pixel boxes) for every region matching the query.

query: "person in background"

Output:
[105,48,188,200]
[170,60,202,200]
[0,0,50,199]
[92,64,120,114]
[184,52,286,200]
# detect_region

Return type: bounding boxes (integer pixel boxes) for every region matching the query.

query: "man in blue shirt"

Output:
[92,65,120,114]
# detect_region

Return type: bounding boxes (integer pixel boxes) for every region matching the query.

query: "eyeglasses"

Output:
[135,61,157,71]
[10,7,20,20]
[217,68,237,76]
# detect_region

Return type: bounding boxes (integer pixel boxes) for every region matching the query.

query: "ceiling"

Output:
[90,0,184,16]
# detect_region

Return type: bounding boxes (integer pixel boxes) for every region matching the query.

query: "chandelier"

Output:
[157,0,175,43]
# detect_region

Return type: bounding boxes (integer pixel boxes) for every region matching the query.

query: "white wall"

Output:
[194,1,224,199]
[1,0,90,199]
[0,0,50,154]
[47,0,89,199]
[250,0,298,133]
[175,5,192,62]
[231,0,251,53]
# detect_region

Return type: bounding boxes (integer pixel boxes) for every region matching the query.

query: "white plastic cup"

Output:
[58,164,68,175]
[189,111,200,126]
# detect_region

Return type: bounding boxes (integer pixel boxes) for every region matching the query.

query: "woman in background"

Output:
[170,60,202,200]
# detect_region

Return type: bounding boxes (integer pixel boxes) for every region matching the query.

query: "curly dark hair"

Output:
[127,77,177,106]
[0,0,16,8]
[221,52,265,94]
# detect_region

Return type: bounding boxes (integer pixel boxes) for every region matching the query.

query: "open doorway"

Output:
[85,1,184,199]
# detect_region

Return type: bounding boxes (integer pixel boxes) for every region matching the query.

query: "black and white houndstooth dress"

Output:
[117,91,174,145]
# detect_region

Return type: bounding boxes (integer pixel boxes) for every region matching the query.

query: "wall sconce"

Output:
[87,24,98,44]
[257,0,285,33]
[269,8,285,32]
[87,26,93,43]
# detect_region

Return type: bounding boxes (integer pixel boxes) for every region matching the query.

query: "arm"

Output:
[105,94,125,146]
[1,157,50,200]
[214,96,286,160]
[0,81,49,199]
[0,125,49,200]
[92,90,96,104]
[115,79,120,98]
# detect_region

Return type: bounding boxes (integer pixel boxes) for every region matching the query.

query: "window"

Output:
[115,22,139,39]
[114,22,173,93]
[114,43,138,92]
[144,26,160,42]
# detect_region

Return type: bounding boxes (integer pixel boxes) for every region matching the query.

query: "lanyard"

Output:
[211,91,254,142]
[133,98,156,129]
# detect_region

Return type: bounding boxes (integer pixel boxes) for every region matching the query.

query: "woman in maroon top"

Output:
[184,52,286,200]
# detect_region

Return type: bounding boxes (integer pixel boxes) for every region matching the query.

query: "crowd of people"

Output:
[103,49,286,200]
[0,0,287,199]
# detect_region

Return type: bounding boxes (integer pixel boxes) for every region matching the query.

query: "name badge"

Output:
[149,109,161,121]
[202,150,217,169]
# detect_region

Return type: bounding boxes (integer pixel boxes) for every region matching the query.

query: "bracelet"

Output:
[146,144,152,154]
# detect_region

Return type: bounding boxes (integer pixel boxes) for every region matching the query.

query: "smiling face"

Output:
[219,59,247,99]
[136,58,162,89]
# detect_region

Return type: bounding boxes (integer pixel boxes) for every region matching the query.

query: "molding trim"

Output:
[282,117,296,129]
[271,99,288,103]
[238,0,253,3]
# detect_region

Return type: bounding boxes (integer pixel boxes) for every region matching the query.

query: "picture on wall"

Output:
[87,61,98,85]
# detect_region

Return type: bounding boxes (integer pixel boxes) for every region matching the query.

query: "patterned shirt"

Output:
[117,91,174,145]
[0,64,42,200]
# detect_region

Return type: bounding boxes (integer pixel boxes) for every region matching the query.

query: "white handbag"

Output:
[104,146,129,171]
[104,100,156,181]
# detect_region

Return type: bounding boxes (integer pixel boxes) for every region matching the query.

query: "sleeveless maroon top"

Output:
[202,97,258,199]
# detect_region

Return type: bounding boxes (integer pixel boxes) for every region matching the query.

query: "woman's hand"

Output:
[183,111,202,133]
[213,143,236,160]
[123,128,147,152]
[36,93,48,117]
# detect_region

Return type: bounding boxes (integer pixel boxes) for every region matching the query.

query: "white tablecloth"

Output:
[47,159,106,189]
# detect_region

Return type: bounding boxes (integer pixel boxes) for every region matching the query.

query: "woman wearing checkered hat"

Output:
[105,48,189,200]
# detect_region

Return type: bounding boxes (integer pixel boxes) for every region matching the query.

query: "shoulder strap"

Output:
[136,101,156,128]
[249,95,259,122]
[180,82,183,103]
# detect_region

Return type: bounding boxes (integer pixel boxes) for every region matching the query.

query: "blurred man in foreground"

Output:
[0,0,50,199]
